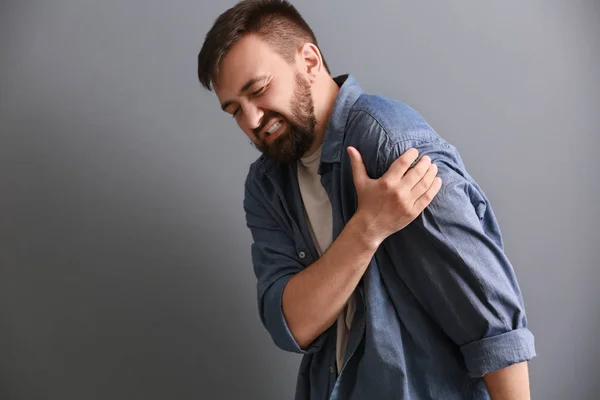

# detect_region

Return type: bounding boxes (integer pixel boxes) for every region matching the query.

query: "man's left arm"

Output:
[378,138,535,398]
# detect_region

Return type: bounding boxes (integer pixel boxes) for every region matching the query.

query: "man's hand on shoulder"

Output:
[347,146,442,249]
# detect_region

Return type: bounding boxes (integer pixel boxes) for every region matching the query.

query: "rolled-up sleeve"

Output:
[379,138,536,377]
[243,171,328,354]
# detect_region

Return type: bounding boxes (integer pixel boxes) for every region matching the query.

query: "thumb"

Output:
[347,146,367,188]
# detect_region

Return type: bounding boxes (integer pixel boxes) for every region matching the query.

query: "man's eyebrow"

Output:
[220,75,268,111]
[240,75,267,93]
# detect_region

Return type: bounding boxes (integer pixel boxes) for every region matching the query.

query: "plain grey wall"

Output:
[1,0,598,399]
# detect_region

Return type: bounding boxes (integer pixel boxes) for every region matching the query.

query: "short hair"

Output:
[197,0,330,91]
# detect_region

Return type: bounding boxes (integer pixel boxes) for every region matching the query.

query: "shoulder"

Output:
[345,94,456,177]
[244,155,270,205]
[348,94,441,146]
[245,155,264,185]
[243,154,291,209]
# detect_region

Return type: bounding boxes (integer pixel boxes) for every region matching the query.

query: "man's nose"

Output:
[243,103,264,132]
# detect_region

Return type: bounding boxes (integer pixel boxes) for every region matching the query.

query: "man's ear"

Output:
[299,43,323,83]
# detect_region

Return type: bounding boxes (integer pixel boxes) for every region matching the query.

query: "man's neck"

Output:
[303,76,340,158]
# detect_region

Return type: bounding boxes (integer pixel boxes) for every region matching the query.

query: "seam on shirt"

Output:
[347,108,451,176]
[349,108,448,146]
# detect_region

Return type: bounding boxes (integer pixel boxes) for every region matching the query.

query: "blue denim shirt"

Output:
[243,75,536,399]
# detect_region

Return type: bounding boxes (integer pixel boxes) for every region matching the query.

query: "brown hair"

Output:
[197,0,330,91]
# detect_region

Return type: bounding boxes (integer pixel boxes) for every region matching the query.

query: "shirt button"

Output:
[330,366,335,373]
[299,251,306,259]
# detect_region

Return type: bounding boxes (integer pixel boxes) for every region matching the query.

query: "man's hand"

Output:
[347,146,442,247]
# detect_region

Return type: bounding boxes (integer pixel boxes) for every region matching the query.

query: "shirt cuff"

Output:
[263,275,327,354]
[460,327,536,377]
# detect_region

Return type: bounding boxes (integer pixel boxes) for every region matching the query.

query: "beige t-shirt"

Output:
[297,145,356,374]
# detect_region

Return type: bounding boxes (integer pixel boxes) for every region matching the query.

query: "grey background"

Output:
[1,0,598,399]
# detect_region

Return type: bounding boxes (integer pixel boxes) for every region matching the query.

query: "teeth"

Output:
[266,121,281,135]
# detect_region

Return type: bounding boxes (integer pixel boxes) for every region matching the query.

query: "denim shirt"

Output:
[243,75,536,399]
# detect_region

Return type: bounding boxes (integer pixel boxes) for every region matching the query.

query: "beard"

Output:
[252,73,317,164]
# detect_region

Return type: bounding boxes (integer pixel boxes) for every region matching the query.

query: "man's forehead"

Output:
[214,42,264,93]
[214,35,291,92]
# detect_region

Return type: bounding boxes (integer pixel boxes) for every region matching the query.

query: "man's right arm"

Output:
[281,212,379,348]
[245,147,440,351]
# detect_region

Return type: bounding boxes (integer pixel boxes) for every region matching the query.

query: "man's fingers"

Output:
[347,146,367,188]
[413,176,442,211]
[385,148,419,178]
[410,163,438,199]
[402,155,432,188]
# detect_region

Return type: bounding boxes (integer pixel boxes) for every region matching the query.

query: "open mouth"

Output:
[264,120,284,142]
[265,121,282,135]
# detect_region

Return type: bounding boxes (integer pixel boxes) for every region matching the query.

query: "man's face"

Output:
[214,34,317,164]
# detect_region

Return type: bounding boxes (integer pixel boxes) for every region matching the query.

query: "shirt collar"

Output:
[320,74,363,164]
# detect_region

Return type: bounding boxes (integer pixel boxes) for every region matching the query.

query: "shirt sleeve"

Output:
[378,137,536,377]
[243,169,329,354]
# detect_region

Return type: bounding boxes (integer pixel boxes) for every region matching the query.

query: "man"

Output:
[197,1,536,398]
